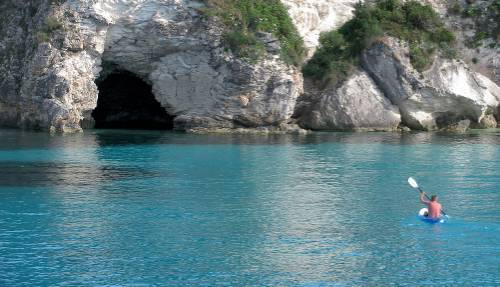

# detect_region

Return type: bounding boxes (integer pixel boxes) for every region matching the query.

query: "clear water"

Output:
[0,129,499,286]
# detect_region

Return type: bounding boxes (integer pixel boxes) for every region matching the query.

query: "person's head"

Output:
[431,195,438,202]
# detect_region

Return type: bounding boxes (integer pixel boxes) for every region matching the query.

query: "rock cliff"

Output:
[293,0,500,131]
[0,0,302,132]
[282,0,359,57]
[297,69,401,131]
[426,0,499,85]
[361,37,499,131]
[0,0,499,132]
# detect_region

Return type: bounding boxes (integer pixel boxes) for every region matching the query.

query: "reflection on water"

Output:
[1,129,500,150]
[0,161,164,187]
[0,129,499,286]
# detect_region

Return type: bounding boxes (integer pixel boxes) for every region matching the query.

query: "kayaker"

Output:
[419,192,442,219]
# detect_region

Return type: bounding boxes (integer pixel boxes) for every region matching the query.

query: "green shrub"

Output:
[303,0,455,84]
[409,42,431,71]
[339,3,383,56]
[488,0,500,41]
[460,1,499,45]
[36,32,51,43]
[495,0,500,9]
[225,30,264,61]
[474,31,488,44]
[466,31,489,48]
[440,42,457,59]
[462,5,480,18]
[42,17,62,32]
[432,27,455,44]
[447,0,462,15]
[36,16,62,43]
[302,31,354,83]
[403,1,440,30]
[203,0,305,66]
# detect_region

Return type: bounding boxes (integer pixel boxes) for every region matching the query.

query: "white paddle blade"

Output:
[408,177,419,189]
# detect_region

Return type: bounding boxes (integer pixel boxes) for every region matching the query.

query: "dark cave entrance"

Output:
[91,70,174,130]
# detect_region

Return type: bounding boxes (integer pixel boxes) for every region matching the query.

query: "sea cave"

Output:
[91,70,174,130]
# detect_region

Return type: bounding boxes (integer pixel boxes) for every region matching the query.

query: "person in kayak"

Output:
[420,192,442,218]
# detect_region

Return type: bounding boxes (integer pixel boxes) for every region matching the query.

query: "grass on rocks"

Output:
[202,0,305,66]
[302,0,456,85]
[450,0,500,48]
[36,16,62,43]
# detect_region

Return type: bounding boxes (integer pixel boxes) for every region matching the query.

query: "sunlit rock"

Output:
[282,0,359,57]
[0,0,302,132]
[361,37,500,131]
[297,69,401,131]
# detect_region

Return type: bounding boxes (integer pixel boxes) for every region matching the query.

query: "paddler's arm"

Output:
[420,192,429,204]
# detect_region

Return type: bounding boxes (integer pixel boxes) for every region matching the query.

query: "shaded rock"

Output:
[478,114,497,128]
[256,32,281,54]
[297,69,401,131]
[442,119,471,133]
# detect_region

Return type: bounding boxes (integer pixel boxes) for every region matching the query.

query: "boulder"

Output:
[361,37,500,131]
[298,69,401,131]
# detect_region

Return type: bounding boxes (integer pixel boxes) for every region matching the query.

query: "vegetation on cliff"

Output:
[303,0,456,84]
[202,0,305,66]
[448,0,499,48]
[36,16,62,43]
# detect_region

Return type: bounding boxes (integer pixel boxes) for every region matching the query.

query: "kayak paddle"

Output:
[408,177,449,218]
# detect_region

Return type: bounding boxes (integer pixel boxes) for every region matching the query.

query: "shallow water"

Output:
[0,129,499,286]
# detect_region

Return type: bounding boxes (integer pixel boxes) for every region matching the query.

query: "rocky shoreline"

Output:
[0,0,499,133]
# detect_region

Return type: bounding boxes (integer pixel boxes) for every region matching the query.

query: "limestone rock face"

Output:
[282,0,359,57]
[149,51,302,131]
[1,0,500,133]
[290,0,500,132]
[0,1,52,128]
[361,37,500,130]
[0,0,302,132]
[298,70,401,131]
[424,0,500,86]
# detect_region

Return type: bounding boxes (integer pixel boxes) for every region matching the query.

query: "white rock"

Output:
[361,37,500,130]
[298,69,401,131]
[0,0,302,132]
[282,0,360,57]
[1,0,499,133]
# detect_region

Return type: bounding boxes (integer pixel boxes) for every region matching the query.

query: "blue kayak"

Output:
[418,208,445,224]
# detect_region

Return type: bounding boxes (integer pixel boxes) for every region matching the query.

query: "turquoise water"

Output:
[0,129,499,286]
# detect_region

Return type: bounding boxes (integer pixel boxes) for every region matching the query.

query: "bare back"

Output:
[427,201,442,218]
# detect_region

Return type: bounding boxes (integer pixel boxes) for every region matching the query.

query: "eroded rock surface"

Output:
[297,69,401,131]
[0,0,53,128]
[1,0,499,133]
[361,37,500,131]
[0,0,302,132]
[424,0,500,85]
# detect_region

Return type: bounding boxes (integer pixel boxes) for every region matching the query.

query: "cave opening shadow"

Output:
[92,71,174,130]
